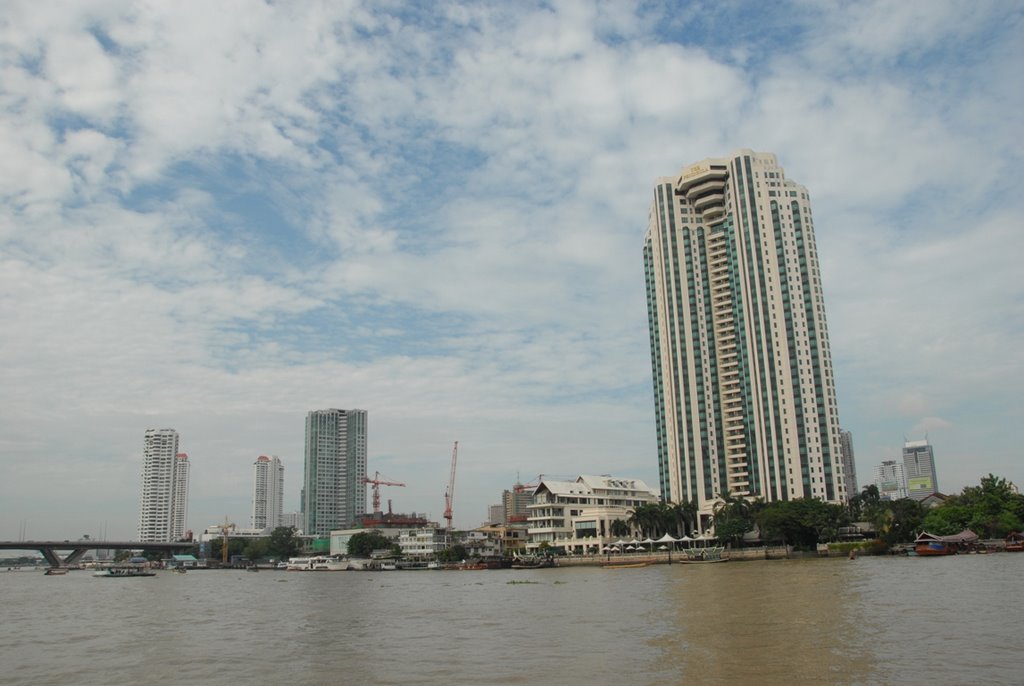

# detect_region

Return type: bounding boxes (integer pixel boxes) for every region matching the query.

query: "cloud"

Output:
[1,1,1021,538]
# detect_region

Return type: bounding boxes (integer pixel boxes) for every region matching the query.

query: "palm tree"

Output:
[670,500,698,538]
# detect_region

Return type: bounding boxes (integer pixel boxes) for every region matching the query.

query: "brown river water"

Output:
[1,554,1020,685]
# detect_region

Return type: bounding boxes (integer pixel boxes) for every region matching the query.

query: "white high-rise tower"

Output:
[252,455,284,530]
[138,429,190,542]
[645,150,845,529]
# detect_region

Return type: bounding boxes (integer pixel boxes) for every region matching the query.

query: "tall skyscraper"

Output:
[138,429,190,542]
[303,409,367,537]
[645,150,845,528]
[252,455,284,530]
[840,430,858,496]
[903,439,938,500]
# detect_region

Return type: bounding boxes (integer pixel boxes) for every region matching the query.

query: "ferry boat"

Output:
[93,567,157,577]
[1005,532,1024,552]
[286,555,348,571]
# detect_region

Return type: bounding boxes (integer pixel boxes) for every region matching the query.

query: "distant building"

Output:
[303,409,368,537]
[645,151,846,530]
[903,439,938,501]
[525,475,660,553]
[252,455,284,530]
[488,504,505,525]
[137,429,190,542]
[840,430,858,495]
[504,484,535,526]
[874,460,907,500]
[280,512,303,532]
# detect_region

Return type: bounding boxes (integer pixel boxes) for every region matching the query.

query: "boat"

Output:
[44,567,68,575]
[286,555,348,571]
[171,566,187,574]
[602,561,650,569]
[914,530,978,556]
[1005,532,1024,552]
[510,554,555,569]
[93,567,157,577]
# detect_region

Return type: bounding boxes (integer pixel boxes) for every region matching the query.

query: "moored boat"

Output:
[1005,532,1024,552]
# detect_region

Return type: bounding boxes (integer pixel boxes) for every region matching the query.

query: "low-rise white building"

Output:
[398,528,448,559]
[526,475,660,554]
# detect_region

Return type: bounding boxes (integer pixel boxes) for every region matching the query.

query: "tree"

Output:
[670,500,698,539]
[610,519,630,537]
[347,531,393,557]
[266,526,301,560]
[712,493,755,546]
[437,544,468,563]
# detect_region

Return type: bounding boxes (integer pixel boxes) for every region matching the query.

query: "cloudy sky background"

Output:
[2,1,1021,540]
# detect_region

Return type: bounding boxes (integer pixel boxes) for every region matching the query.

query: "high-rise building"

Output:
[303,409,367,537]
[840,430,858,496]
[903,439,938,501]
[252,455,284,531]
[645,150,845,528]
[874,460,907,500]
[138,429,190,542]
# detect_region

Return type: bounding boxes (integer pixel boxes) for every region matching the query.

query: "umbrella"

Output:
[656,533,679,544]
[657,545,668,550]
[625,545,636,551]
[628,539,641,546]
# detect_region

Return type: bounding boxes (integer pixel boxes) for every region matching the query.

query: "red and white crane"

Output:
[363,471,405,516]
[443,441,458,533]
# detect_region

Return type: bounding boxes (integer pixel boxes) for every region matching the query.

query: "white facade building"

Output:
[645,151,846,528]
[874,460,908,500]
[525,475,660,553]
[252,455,284,530]
[903,439,938,501]
[137,429,190,542]
[397,528,448,559]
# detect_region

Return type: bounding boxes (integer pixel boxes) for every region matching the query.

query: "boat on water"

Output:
[93,567,157,577]
[286,555,349,571]
[602,561,650,569]
[914,529,979,556]
[44,568,68,576]
[1005,532,1024,552]
[510,555,555,569]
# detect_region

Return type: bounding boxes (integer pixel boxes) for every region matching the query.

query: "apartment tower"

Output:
[303,409,367,537]
[137,429,190,542]
[644,150,845,528]
[252,455,284,530]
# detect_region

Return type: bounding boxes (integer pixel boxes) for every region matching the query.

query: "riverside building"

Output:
[524,475,660,554]
[302,409,367,537]
[840,430,858,495]
[644,150,846,529]
[252,455,284,530]
[137,428,191,542]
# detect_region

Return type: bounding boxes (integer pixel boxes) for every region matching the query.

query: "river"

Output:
[1,554,1020,685]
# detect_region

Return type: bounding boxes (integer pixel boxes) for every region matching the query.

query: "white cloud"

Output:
[1,1,1021,538]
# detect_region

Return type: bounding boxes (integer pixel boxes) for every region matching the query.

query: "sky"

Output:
[1,0,1022,541]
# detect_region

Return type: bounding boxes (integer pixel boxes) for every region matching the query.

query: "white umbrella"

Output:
[628,539,641,546]
[612,539,628,547]
[656,533,679,544]
[657,545,668,550]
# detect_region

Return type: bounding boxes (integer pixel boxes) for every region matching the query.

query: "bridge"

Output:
[0,540,195,568]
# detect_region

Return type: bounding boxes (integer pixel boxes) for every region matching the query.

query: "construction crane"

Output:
[443,441,458,534]
[219,516,234,565]
[363,471,406,515]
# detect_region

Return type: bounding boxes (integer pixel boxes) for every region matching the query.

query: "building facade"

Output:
[874,460,908,500]
[903,439,938,501]
[138,428,190,542]
[252,455,284,531]
[644,150,845,527]
[525,475,660,553]
[303,409,367,537]
[840,430,858,496]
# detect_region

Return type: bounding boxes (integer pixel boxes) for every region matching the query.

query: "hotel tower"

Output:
[137,428,190,542]
[302,409,367,537]
[644,150,846,528]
